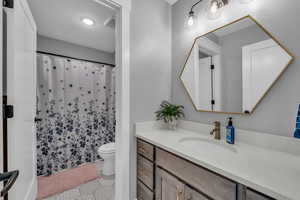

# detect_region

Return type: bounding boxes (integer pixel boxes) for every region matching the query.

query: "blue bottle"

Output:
[226,117,235,144]
[294,104,300,139]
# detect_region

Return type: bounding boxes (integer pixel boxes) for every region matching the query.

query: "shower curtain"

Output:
[36,53,116,176]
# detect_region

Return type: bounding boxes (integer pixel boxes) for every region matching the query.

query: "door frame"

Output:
[0,0,132,200]
[0,1,3,199]
[93,1,132,200]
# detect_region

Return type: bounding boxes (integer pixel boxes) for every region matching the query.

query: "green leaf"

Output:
[155,101,185,123]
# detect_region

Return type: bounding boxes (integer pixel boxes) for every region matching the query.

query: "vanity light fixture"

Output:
[187,0,228,26]
[187,0,203,27]
[81,17,95,26]
[187,10,196,26]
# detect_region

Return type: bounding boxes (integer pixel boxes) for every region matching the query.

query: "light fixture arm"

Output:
[190,0,228,12]
[190,0,204,13]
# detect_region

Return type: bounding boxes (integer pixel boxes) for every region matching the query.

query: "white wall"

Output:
[130,0,172,198]
[172,0,299,137]
[130,0,171,122]
[37,35,115,64]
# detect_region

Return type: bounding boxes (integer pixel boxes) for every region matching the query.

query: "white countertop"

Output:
[135,121,300,200]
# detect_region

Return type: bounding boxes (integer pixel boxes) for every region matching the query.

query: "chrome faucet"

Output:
[210,121,221,140]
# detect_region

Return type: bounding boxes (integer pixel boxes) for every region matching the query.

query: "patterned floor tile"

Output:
[59,188,81,200]
[79,179,101,195]
[44,194,62,200]
[75,194,95,200]
[94,182,115,200]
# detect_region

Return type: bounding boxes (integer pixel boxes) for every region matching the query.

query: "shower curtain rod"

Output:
[37,51,115,67]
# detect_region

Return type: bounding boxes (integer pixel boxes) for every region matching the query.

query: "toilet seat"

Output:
[98,142,115,154]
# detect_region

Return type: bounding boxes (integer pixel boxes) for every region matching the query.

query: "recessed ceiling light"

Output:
[81,18,95,26]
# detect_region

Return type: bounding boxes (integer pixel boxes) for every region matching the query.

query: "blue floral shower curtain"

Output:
[36,53,116,176]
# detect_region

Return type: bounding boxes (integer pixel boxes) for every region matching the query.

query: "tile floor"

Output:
[44,173,114,200]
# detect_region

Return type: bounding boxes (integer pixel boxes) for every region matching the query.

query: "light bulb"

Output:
[188,16,194,26]
[207,0,224,20]
[210,1,218,13]
[187,11,196,27]
[239,0,254,3]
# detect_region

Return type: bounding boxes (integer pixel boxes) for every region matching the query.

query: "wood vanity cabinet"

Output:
[137,139,155,161]
[155,168,185,200]
[156,148,236,200]
[137,180,154,200]
[137,139,155,200]
[185,186,210,200]
[156,167,209,200]
[246,189,275,200]
[137,155,154,189]
[136,139,275,200]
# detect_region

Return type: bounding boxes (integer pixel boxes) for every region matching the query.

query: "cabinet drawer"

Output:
[185,186,210,200]
[156,148,236,200]
[137,155,154,190]
[137,180,154,200]
[137,139,154,161]
[246,189,274,200]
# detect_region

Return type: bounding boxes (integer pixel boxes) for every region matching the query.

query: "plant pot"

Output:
[168,120,178,130]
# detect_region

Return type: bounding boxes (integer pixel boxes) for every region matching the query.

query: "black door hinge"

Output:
[211,100,215,105]
[3,105,14,119]
[3,0,13,8]
[210,65,215,70]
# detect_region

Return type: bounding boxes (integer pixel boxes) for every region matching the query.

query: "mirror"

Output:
[180,16,293,114]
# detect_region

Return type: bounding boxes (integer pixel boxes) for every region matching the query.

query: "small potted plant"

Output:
[155,101,184,130]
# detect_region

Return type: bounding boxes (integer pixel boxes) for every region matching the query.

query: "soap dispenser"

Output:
[226,117,235,144]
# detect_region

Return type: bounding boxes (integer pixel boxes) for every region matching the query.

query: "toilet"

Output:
[98,142,116,176]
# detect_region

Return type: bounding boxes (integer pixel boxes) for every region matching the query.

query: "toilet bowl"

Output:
[98,143,115,176]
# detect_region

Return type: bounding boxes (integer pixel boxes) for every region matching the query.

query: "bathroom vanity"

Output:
[135,121,300,200]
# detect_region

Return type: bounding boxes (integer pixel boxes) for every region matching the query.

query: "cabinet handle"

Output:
[138,147,147,154]
[176,188,183,200]
[137,195,144,200]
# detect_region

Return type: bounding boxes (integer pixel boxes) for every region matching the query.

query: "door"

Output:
[184,186,209,200]
[156,168,185,200]
[198,57,212,111]
[242,39,292,112]
[4,0,37,199]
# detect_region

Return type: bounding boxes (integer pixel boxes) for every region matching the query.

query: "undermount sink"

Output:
[178,137,237,153]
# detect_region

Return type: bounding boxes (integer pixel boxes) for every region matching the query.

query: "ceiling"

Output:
[28,0,115,53]
[165,0,179,5]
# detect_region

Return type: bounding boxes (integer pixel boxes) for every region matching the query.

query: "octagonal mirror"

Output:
[180,15,293,114]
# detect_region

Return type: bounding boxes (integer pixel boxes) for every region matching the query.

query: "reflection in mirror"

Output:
[180,16,293,114]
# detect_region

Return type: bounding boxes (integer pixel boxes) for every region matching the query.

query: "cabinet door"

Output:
[246,189,274,200]
[184,186,209,200]
[156,168,185,200]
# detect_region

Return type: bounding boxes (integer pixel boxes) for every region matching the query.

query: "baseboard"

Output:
[24,177,37,200]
